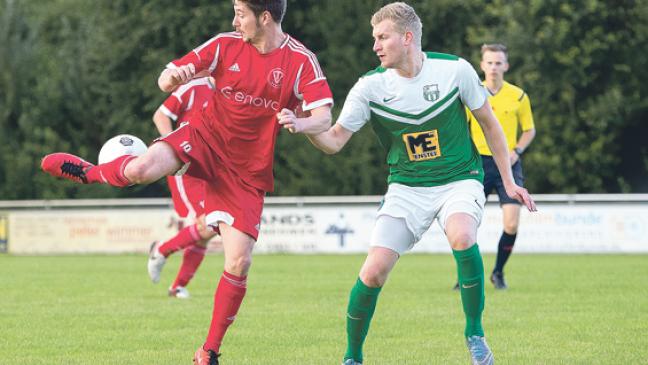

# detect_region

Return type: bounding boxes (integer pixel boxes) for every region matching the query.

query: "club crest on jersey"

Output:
[268,68,285,88]
[402,129,441,161]
[423,84,440,102]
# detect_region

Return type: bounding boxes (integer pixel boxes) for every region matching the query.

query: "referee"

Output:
[465,43,536,290]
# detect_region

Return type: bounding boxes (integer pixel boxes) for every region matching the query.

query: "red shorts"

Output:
[156,123,265,240]
[166,174,205,219]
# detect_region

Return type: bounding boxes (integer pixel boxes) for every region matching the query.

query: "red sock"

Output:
[172,245,206,288]
[159,224,201,257]
[86,155,135,187]
[204,271,247,352]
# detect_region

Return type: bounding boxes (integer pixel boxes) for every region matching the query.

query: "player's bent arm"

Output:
[152,109,174,137]
[299,105,333,134]
[158,64,196,93]
[474,101,537,211]
[515,128,536,153]
[472,101,516,187]
[306,123,354,155]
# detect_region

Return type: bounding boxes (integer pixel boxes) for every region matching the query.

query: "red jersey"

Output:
[159,77,215,125]
[169,32,333,192]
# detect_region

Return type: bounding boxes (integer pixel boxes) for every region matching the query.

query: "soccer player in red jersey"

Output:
[41,1,333,363]
[148,77,218,299]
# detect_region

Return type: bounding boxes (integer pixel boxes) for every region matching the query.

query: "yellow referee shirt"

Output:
[469,81,534,156]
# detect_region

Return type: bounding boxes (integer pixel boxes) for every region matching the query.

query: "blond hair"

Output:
[481,43,508,58]
[371,2,422,48]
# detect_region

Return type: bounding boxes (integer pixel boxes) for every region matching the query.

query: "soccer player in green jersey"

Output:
[279,2,536,364]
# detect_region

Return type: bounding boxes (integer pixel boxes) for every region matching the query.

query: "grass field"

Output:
[1,253,647,364]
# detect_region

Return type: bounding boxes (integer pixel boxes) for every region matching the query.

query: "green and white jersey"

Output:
[337,52,487,187]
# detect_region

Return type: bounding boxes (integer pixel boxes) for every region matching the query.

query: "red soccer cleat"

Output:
[193,346,220,365]
[41,153,95,184]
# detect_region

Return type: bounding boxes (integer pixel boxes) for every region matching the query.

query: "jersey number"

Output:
[180,141,192,153]
[402,130,441,161]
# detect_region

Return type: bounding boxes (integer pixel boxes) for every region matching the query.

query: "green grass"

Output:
[1,254,647,364]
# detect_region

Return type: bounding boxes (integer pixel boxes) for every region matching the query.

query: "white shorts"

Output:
[370,179,486,254]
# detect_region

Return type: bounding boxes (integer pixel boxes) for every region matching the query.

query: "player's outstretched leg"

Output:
[43,142,184,187]
[41,153,134,187]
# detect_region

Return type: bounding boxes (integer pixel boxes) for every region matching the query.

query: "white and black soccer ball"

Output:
[98,134,148,164]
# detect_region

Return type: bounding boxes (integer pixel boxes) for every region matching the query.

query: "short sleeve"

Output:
[169,35,223,74]
[159,95,182,121]
[457,58,487,111]
[159,83,196,121]
[518,93,535,131]
[295,54,333,111]
[336,78,371,133]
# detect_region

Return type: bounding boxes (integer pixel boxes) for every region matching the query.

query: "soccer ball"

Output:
[98,134,148,164]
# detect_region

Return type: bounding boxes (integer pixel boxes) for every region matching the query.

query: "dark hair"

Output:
[235,0,287,23]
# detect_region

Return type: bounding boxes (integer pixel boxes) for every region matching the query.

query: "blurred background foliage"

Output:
[0,0,646,199]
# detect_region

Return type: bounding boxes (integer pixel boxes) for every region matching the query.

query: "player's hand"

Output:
[510,151,520,165]
[277,108,300,133]
[168,64,196,86]
[505,183,537,212]
[294,103,311,118]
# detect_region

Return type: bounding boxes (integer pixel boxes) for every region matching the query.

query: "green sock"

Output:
[453,244,485,338]
[344,277,381,362]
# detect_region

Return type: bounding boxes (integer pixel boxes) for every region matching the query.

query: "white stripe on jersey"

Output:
[303,97,334,111]
[279,34,290,48]
[370,90,460,125]
[191,32,241,72]
[174,175,197,220]
[306,76,327,86]
[159,105,178,121]
[293,63,304,100]
[171,78,212,99]
[186,89,195,111]
[287,38,324,79]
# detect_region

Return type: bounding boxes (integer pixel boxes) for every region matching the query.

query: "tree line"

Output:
[1,0,646,200]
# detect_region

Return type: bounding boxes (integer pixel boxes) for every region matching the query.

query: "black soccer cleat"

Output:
[490,271,508,290]
[194,346,220,365]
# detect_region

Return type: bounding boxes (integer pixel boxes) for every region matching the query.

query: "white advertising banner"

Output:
[257,203,648,253]
[5,199,648,254]
[8,209,178,254]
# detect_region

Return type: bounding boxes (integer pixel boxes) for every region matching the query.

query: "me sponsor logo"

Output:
[220,86,280,111]
[402,129,441,161]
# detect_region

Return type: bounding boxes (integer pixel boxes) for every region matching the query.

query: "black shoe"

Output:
[452,282,460,291]
[490,271,508,290]
[194,347,220,365]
